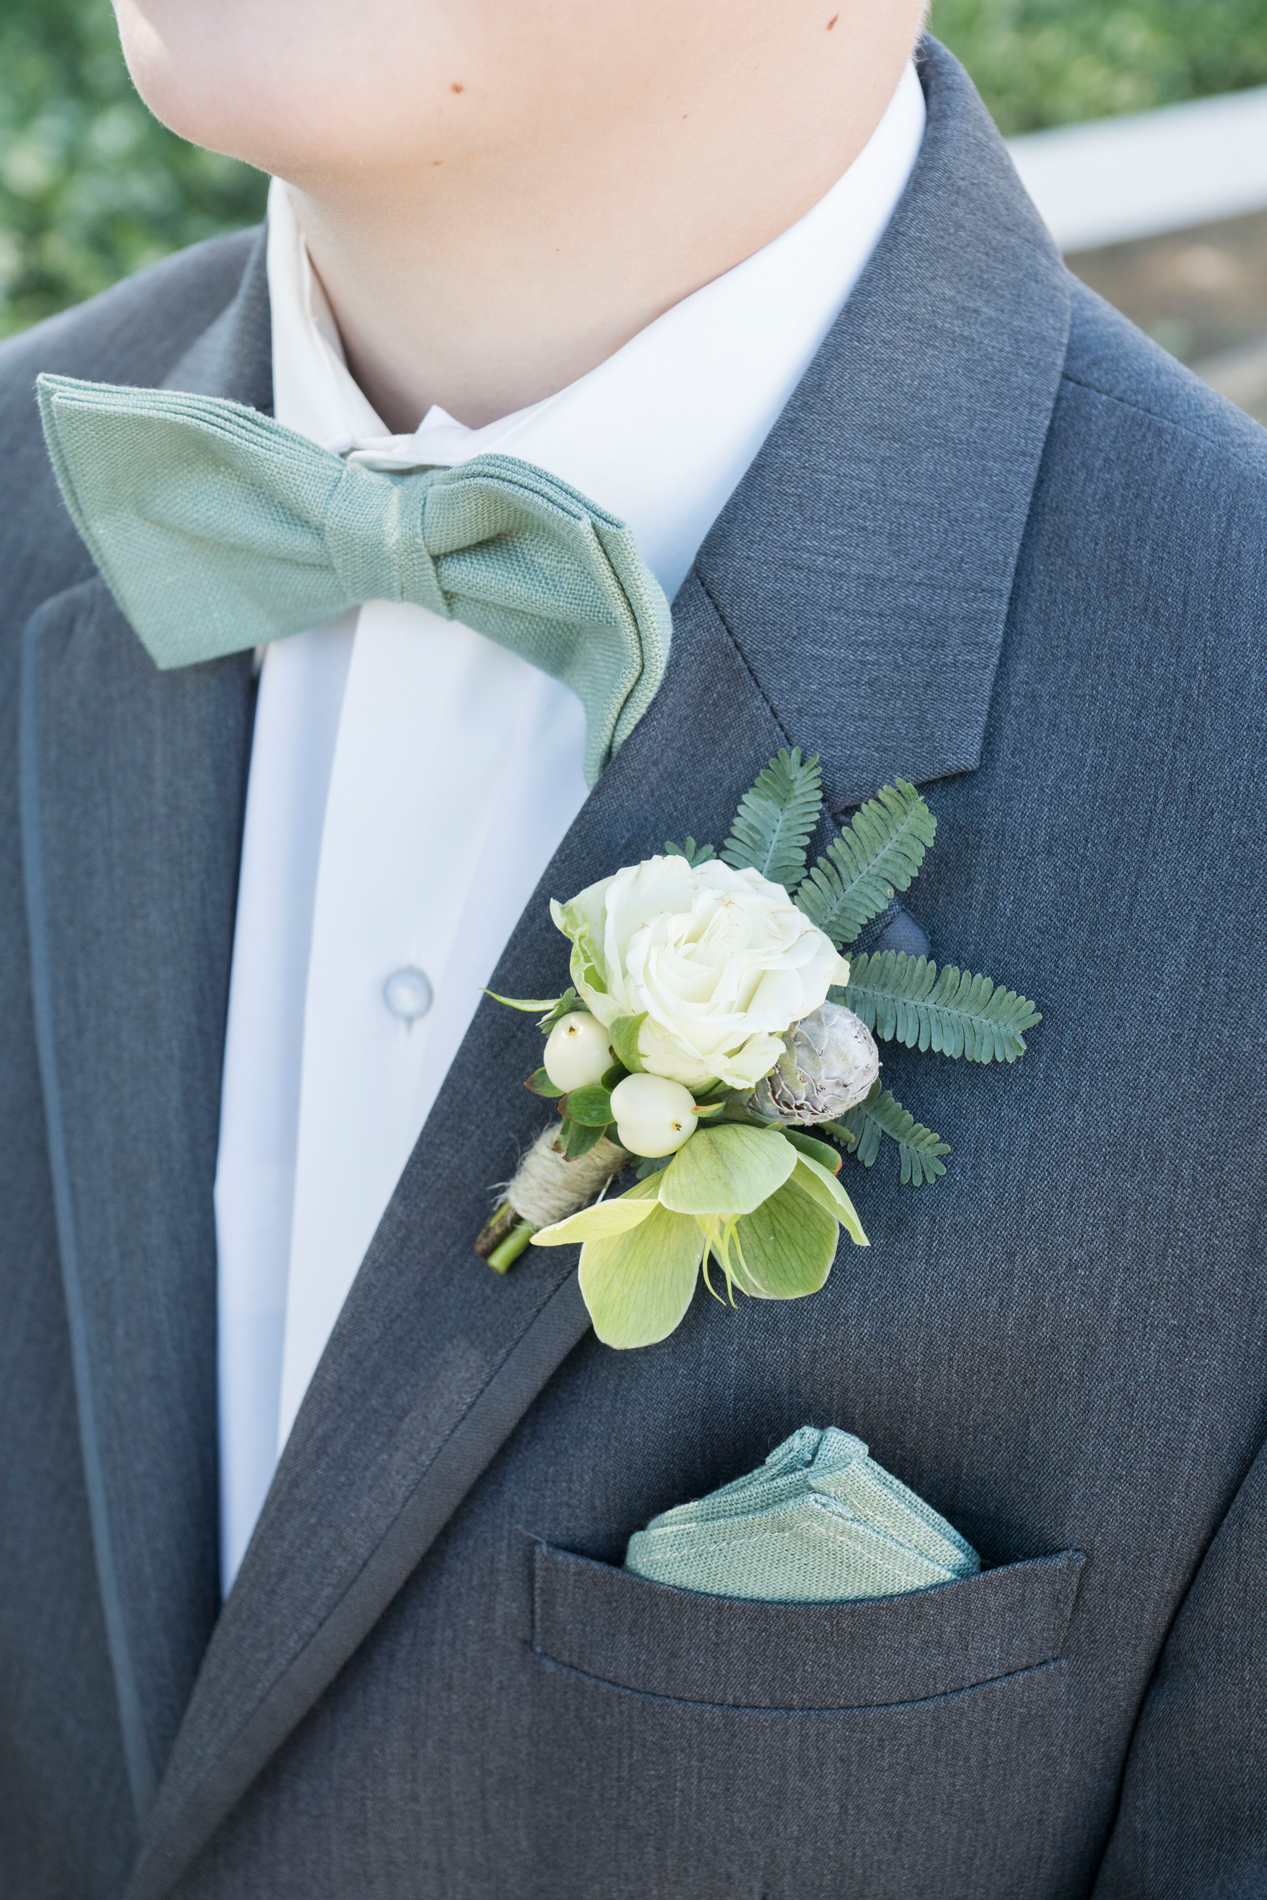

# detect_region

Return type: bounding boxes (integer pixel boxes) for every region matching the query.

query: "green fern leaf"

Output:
[796,780,936,947]
[663,835,717,866]
[721,748,822,894]
[843,950,1041,1064]
[828,1084,950,1186]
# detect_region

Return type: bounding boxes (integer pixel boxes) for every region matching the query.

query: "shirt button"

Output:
[383,966,433,1021]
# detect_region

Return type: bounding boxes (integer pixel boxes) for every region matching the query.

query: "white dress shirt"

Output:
[215,62,925,1591]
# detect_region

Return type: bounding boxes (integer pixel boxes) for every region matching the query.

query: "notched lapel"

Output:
[162,223,272,411]
[128,573,792,1899]
[20,579,255,1818]
[697,39,1072,814]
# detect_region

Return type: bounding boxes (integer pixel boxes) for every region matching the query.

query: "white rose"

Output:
[550,855,850,1090]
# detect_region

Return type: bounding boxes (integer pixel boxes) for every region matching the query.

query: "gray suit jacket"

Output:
[2,41,1265,1900]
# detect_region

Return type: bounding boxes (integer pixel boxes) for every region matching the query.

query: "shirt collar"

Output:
[266,60,924,602]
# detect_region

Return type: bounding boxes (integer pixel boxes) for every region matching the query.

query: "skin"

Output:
[113,0,927,430]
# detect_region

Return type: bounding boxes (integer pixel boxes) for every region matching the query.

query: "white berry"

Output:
[610,1073,698,1157]
[544,1012,614,1092]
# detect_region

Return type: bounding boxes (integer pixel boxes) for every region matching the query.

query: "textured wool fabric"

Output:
[35,377,672,784]
[4,38,1267,1900]
[625,1426,980,1600]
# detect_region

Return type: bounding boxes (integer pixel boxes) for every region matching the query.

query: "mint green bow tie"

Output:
[37,373,672,784]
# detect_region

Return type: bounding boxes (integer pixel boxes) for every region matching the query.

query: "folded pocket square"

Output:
[624,1425,980,1603]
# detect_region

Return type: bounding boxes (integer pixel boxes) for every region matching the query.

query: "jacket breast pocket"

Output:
[520,1542,1087,1900]
[532,1541,1085,1708]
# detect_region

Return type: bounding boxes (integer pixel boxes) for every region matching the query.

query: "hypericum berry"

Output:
[543,1012,614,1092]
[610,1073,698,1157]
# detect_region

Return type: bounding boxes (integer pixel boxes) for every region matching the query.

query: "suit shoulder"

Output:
[1057,276,1267,486]
[0,229,259,633]
[0,228,258,430]
[1021,277,1266,701]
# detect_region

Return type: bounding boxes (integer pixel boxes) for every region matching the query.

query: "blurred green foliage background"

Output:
[0,0,266,338]
[938,0,1267,132]
[3,0,1267,337]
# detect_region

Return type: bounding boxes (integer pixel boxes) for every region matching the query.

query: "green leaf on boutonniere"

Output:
[796,780,936,948]
[780,1128,845,1173]
[562,1084,614,1127]
[721,748,823,894]
[828,1083,950,1186]
[525,1068,564,1098]
[607,1012,648,1073]
[843,951,1041,1064]
[659,1123,796,1216]
[663,835,717,866]
[731,1175,840,1299]
[487,991,562,1014]
[537,988,583,1032]
[555,1117,610,1159]
[600,1061,631,1091]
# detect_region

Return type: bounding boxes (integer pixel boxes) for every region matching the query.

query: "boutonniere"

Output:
[476,750,1040,1348]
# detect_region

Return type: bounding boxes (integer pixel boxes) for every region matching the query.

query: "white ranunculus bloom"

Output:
[550,856,850,1090]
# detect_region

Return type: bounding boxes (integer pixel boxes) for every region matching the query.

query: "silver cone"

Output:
[752,1002,880,1125]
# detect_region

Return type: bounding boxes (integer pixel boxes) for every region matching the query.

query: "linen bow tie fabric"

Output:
[37,374,673,785]
[624,1425,980,1602]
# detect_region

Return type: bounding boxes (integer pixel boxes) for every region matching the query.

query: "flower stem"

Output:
[486,1220,537,1275]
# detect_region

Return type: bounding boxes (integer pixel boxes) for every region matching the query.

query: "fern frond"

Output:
[664,835,717,866]
[830,1084,950,1186]
[796,780,936,947]
[843,950,1041,1064]
[721,748,822,893]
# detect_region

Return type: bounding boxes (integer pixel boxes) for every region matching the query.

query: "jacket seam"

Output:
[1085,1412,1267,1888]
[1059,368,1266,460]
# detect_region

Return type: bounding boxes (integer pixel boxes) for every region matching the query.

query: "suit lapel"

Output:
[16,233,271,1823]
[20,585,254,1817]
[130,41,1071,1894]
[698,38,1071,815]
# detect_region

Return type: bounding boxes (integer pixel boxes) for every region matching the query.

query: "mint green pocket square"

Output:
[624,1425,980,1603]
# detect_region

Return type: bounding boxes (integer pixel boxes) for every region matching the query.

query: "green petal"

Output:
[731,1177,839,1299]
[579,1206,704,1348]
[791,1154,870,1247]
[532,1191,659,1246]
[658,1122,796,1216]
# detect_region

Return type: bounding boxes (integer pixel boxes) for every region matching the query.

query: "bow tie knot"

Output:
[322,462,448,614]
[37,374,672,784]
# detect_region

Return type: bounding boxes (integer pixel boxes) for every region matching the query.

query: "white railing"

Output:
[1007,84,1267,251]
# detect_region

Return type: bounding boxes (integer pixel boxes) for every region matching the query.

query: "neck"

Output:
[289,30,920,432]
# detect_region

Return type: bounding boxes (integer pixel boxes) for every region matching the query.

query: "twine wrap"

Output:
[506,1127,631,1229]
